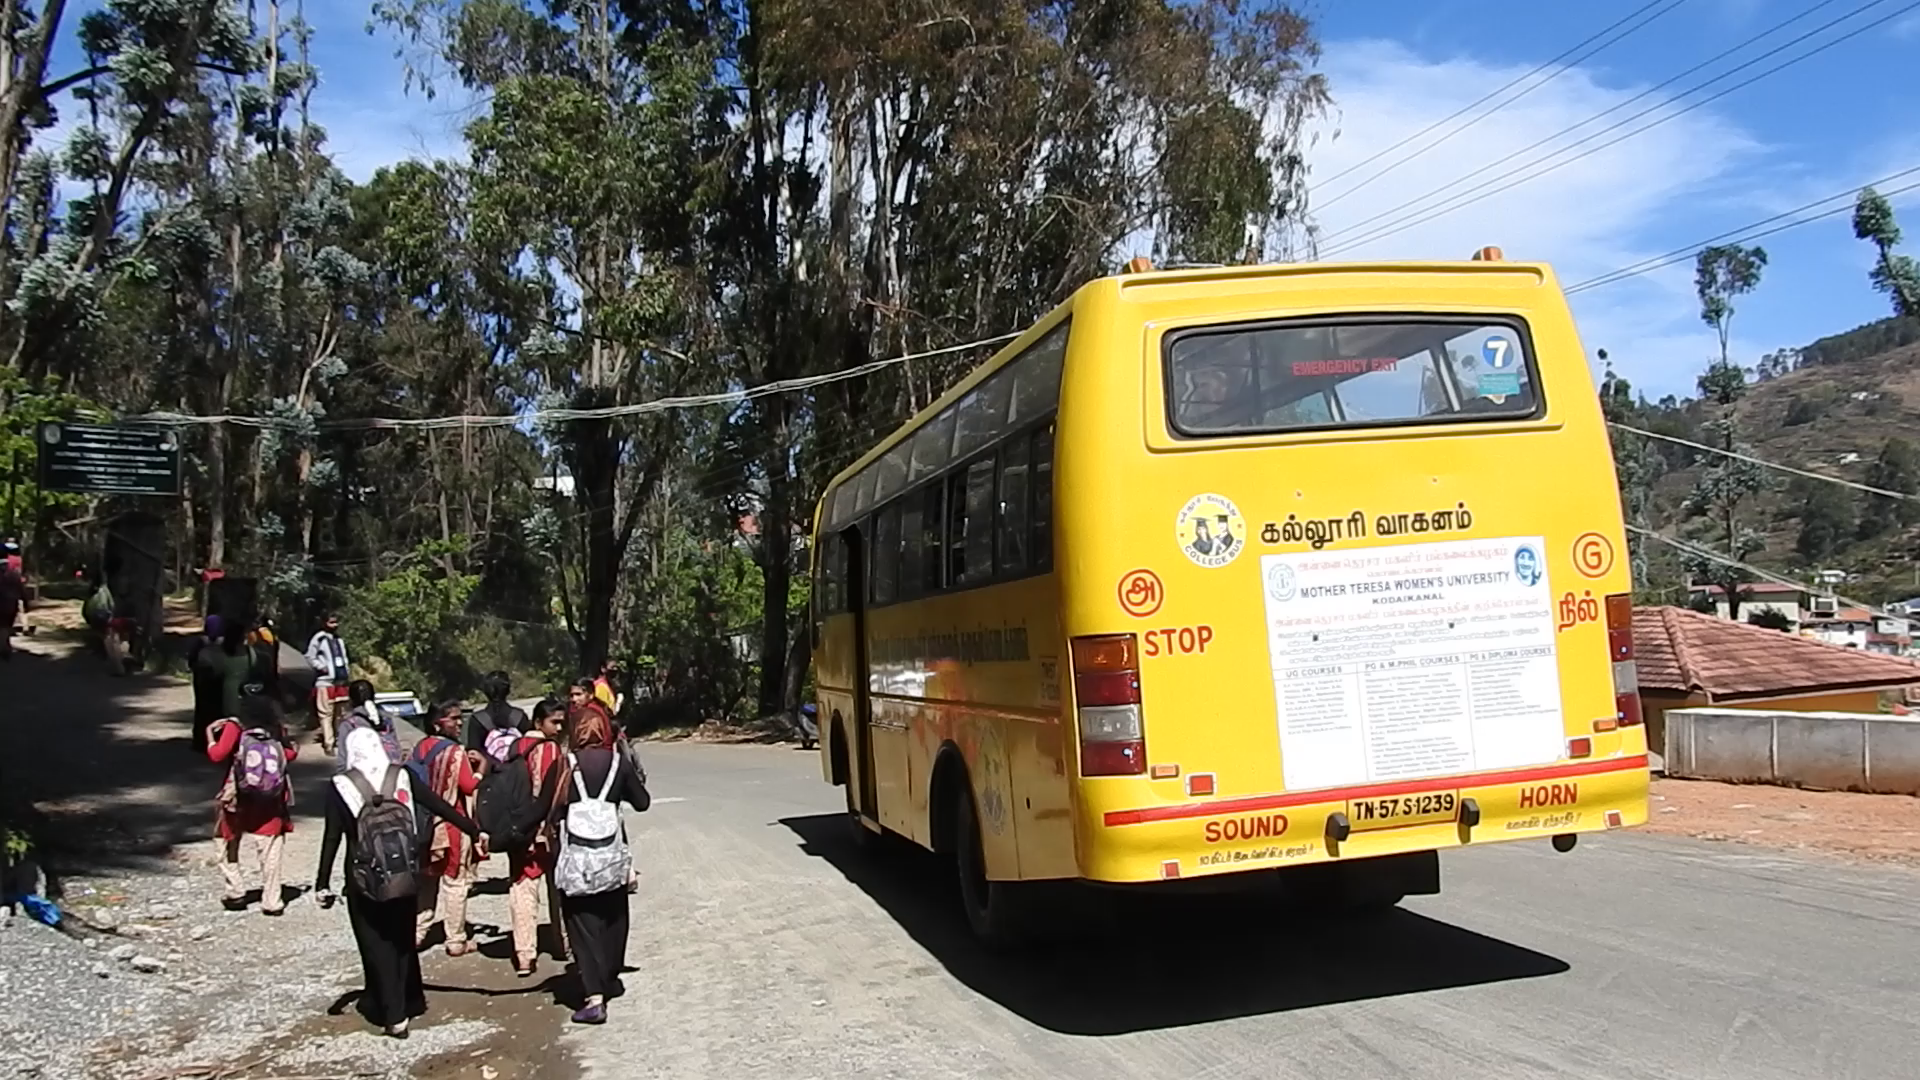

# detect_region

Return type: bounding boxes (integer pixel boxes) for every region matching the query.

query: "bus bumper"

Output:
[1079,755,1650,884]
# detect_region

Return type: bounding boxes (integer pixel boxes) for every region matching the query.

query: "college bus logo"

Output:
[1175,493,1245,569]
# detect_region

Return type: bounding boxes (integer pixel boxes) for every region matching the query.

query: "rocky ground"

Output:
[0,614,579,1080]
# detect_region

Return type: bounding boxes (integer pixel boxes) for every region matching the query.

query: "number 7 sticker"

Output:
[1481,335,1514,370]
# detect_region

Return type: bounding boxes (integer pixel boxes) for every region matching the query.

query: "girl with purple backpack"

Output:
[206,695,298,914]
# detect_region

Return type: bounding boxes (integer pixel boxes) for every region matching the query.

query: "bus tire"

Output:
[834,730,881,853]
[952,784,1036,949]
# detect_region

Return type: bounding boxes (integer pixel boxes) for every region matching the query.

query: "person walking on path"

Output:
[0,551,25,662]
[249,617,282,704]
[507,699,570,978]
[335,680,402,768]
[315,728,486,1039]
[465,671,527,753]
[194,618,258,750]
[410,701,480,955]
[305,613,351,754]
[206,696,298,913]
[551,704,649,1024]
[187,615,225,747]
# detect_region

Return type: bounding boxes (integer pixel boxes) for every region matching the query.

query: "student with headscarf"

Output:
[315,728,487,1039]
[410,701,481,956]
[550,704,650,1024]
[206,695,298,914]
[506,700,570,978]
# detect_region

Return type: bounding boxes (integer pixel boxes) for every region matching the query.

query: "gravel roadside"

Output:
[0,624,578,1079]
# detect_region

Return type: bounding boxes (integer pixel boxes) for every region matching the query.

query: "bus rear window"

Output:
[1165,317,1541,436]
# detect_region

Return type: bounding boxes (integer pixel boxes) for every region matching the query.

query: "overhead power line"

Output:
[1625,525,1910,623]
[1310,0,1688,211]
[1569,170,1920,293]
[1609,422,1920,502]
[125,332,1021,431]
[1313,0,1908,260]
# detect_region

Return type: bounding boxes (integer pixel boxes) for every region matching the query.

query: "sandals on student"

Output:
[515,959,537,978]
[445,941,476,957]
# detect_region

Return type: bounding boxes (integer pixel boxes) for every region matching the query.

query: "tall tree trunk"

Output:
[572,414,621,672]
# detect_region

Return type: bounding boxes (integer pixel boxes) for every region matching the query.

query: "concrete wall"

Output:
[1643,690,1886,769]
[1664,707,1920,795]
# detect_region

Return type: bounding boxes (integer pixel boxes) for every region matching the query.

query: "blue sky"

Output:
[43,0,1920,401]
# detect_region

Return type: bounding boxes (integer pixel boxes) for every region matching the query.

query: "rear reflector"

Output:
[1605,593,1643,727]
[1187,773,1215,797]
[1082,739,1145,776]
[1074,669,1140,707]
[1074,635,1147,776]
[1568,737,1592,759]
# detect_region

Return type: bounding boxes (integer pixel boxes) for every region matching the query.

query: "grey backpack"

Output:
[347,768,420,901]
[554,753,630,897]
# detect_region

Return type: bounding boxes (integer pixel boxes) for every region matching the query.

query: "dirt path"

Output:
[0,615,580,1079]
[1643,775,1920,864]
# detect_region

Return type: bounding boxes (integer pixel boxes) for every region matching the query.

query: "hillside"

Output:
[1630,316,1920,600]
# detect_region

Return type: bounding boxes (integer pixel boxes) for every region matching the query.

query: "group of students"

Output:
[204,660,651,1037]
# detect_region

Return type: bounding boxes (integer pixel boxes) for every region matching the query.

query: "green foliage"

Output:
[1746,608,1792,632]
[1858,437,1920,540]
[0,372,101,534]
[336,539,480,698]
[1791,477,1853,564]
[1853,187,1920,318]
[1799,316,1920,368]
[1695,243,1767,367]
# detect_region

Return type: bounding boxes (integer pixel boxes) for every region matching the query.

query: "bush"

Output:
[1784,397,1822,426]
[1746,608,1793,631]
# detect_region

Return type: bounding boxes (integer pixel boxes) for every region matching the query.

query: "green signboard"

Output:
[35,422,182,497]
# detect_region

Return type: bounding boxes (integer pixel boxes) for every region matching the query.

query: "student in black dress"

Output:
[552,706,649,1024]
[315,727,487,1038]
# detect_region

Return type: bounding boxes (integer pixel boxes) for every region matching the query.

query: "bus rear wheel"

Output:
[952,786,1038,949]
[834,731,881,853]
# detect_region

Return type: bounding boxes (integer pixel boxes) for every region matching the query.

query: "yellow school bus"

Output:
[810,250,1648,944]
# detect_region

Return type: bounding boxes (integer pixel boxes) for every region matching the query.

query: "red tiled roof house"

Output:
[1633,606,1920,755]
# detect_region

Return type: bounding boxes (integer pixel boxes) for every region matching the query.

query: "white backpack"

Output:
[555,752,630,896]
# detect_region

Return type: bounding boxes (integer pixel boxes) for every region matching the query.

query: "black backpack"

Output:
[346,768,421,901]
[474,744,539,854]
[467,700,528,752]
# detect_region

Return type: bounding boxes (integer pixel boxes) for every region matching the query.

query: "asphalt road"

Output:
[590,741,1920,1080]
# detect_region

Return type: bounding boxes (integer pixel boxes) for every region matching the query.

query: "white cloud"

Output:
[1299,39,1767,399]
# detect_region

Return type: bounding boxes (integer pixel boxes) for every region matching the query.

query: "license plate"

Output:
[1348,790,1459,830]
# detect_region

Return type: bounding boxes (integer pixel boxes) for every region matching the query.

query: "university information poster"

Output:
[1259,536,1564,791]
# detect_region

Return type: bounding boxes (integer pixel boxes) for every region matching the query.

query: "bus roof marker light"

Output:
[1473,246,1504,261]
[1125,256,1154,274]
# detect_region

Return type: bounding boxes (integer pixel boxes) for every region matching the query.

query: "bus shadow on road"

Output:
[780,813,1571,1036]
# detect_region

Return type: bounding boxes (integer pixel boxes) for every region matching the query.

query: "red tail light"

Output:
[1605,593,1642,727]
[1072,634,1145,776]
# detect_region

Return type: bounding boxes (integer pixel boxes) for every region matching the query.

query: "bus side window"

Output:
[899,498,925,600]
[918,484,946,595]
[996,437,1030,574]
[953,458,995,585]
[1031,426,1054,571]
[945,470,969,586]
[871,504,902,605]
